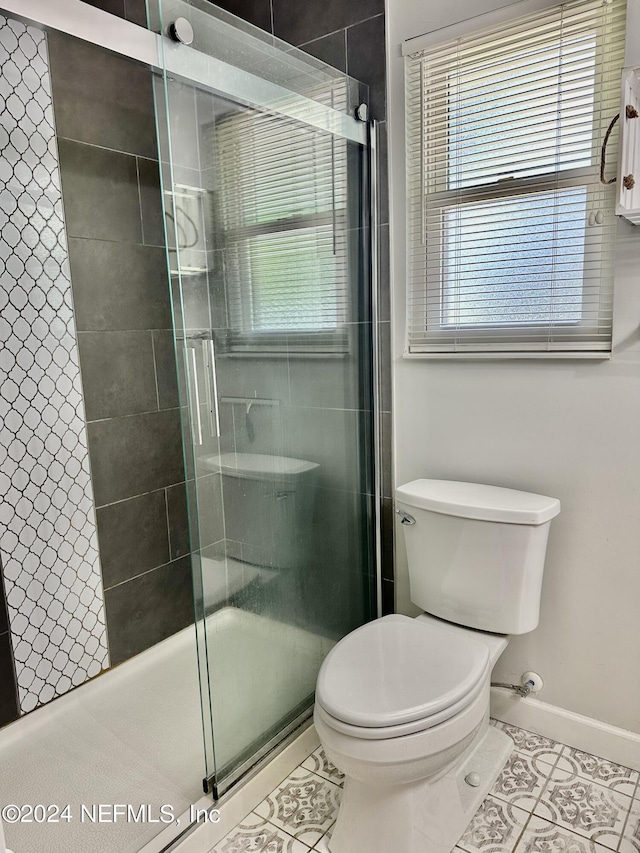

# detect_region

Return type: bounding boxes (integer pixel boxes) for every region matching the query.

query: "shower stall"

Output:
[151,0,378,797]
[0,0,378,850]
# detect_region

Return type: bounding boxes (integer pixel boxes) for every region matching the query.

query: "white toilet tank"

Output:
[395,480,561,635]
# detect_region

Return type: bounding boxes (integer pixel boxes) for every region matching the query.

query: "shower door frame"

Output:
[4,0,383,826]
[2,0,367,146]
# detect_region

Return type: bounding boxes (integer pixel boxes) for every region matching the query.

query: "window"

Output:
[210,96,351,354]
[404,0,626,356]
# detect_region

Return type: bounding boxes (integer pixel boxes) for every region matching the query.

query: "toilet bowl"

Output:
[314,479,561,853]
[314,613,512,853]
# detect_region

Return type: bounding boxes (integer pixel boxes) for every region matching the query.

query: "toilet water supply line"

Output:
[491,678,536,698]
[491,669,544,698]
[491,668,543,697]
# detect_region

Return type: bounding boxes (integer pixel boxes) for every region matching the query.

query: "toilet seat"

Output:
[316,614,491,740]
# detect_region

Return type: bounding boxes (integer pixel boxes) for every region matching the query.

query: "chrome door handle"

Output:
[203,339,220,438]
[186,344,203,446]
[395,509,415,525]
[209,338,220,438]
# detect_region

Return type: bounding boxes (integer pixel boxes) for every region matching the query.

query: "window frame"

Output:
[210,90,356,357]
[423,172,602,349]
[403,0,625,358]
[223,209,350,355]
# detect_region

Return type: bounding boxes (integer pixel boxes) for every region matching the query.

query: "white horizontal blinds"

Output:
[214,90,351,351]
[405,0,626,355]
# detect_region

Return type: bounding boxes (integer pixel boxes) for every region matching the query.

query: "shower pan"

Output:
[0,0,378,849]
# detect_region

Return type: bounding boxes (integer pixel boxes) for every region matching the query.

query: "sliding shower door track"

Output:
[0,0,366,145]
[205,706,314,800]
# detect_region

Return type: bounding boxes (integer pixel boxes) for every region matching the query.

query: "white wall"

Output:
[387,0,640,733]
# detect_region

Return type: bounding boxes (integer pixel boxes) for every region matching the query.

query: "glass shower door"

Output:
[151,0,376,797]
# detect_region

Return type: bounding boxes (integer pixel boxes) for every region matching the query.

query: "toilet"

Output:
[314,479,561,853]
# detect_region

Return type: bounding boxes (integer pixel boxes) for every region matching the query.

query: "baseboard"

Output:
[491,689,640,771]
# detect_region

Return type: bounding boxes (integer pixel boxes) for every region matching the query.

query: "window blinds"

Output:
[405,0,627,356]
[211,99,351,353]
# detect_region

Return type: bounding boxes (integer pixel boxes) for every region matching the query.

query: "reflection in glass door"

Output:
[152,0,376,797]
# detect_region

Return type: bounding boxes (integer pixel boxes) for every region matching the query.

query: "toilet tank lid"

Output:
[395,479,561,525]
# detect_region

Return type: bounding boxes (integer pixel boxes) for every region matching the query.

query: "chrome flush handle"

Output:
[395,509,416,525]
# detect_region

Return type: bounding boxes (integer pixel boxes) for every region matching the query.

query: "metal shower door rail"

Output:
[0,0,367,146]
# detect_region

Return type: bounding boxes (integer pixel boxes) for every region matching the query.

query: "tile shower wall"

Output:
[46,23,194,667]
[0,2,193,730]
[211,0,394,613]
[0,16,109,715]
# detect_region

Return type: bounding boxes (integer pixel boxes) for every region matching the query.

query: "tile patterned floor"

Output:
[210,721,640,853]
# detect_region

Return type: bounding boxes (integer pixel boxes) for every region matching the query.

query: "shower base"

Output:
[0,607,331,853]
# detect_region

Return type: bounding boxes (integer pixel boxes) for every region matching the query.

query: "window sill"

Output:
[403,351,612,361]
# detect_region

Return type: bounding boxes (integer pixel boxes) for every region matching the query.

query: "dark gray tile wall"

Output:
[67,240,171,331]
[97,491,171,588]
[300,31,347,73]
[124,0,148,27]
[45,33,157,158]
[0,568,18,726]
[81,0,146,26]
[214,0,386,120]
[48,22,194,665]
[271,0,384,48]
[210,0,394,614]
[77,331,159,421]
[104,556,194,665]
[57,139,144,243]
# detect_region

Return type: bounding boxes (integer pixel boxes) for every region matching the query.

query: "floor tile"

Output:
[552,748,639,797]
[301,747,344,787]
[619,797,640,853]
[457,795,529,853]
[254,766,342,847]
[514,815,613,853]
[534,769,632,849]
[313,823,334,852]
[211,812,311,852]
[492,750,555,812]
[497,723,563,767]
[213,732,639,853]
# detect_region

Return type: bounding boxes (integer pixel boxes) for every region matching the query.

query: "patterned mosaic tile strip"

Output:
[0,15,108,713]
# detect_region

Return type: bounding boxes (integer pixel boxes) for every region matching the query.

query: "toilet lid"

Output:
[316,615,490,729]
